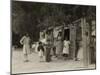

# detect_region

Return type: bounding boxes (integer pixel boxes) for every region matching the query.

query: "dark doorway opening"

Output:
[64,29,70,40]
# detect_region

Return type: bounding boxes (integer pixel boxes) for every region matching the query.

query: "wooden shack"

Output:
[39,17,96,67]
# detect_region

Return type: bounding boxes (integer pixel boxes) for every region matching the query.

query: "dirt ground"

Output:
[11,48,95,74]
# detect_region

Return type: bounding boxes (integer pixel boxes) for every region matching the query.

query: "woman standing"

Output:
[56,32,63,59]
[20,33,31,62]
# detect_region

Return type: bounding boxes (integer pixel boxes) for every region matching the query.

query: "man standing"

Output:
[20,33,31,62]
[45,30,52,62]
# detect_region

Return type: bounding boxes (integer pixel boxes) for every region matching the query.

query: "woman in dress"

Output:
[56,32,63,59]
[62,38,70,60]
[20,33,31,62]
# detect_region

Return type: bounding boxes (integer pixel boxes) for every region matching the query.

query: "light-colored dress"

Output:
[20,36,30,55]
[56,36,63,55]
[63,40,70,54]
[38,50,44,57]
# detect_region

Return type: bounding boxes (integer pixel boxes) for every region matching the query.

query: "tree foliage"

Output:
[12,1,96,45]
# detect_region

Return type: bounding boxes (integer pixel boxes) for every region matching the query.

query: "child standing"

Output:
[37,42,45,62]
[62,38,70,60]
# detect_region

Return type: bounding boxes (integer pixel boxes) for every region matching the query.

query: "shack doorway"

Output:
[64,29,70,40]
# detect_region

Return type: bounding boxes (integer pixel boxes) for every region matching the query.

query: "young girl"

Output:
[37,42,45,62]
[62,38,70,60]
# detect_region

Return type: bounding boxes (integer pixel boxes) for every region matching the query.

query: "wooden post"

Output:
[81,18,90,67]
[62,23,65,41]
[69,23,76,59]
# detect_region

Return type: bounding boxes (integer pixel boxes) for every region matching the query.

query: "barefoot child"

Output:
[37,42,45,62]
[62,38,70,60]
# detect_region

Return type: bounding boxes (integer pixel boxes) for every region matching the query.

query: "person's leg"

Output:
[46,47,51,62]
[45,47,48,62]
[75,42,79,61]
[40,51,44,62]
[47,48,50,62]
[58,53,62,59]
[39,50,43,62]
[53,46,56,56]
[65,54,69,60]
[62,54,65,60]
[24,53,29,62]
[39,56,42,62]
[48,48,51,62]
[58,44,63,59]
[63,54,67,60]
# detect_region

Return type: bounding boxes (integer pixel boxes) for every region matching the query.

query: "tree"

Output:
[12,1,96,46]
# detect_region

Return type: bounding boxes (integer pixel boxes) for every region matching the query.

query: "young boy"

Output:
[37,42,45,62]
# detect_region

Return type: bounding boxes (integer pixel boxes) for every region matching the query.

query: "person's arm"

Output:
[20,36,25,45]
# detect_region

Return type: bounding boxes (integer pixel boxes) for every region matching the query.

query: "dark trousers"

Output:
[75,42,79,59]
[45,47,51,62]
[52,46,56,56]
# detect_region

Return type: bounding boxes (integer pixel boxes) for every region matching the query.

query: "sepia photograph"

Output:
[11,0,96,74]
